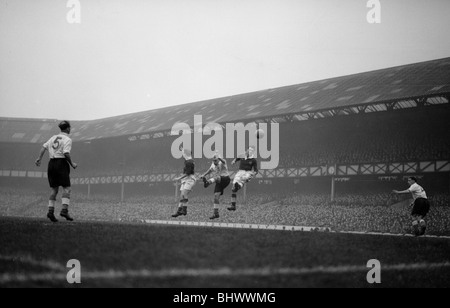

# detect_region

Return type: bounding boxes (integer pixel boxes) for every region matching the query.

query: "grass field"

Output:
[1,216,450,288]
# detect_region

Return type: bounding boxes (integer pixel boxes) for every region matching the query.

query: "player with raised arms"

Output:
[392,177,430,236]
[35,121,78,222]
[200,152,231,220]
[172,147,196,218]
[228,146,258,212]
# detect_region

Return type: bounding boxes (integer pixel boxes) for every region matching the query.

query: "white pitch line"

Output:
[143,219,450,240]
[332,230,450,240]
[4,215,450,240]
[144,219,329,232]
[1,262,450,284]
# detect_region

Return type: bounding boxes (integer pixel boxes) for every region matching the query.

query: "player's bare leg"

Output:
[172,192,186,217]
[60,187,74,221]
[228,183,242,211]
[47,187,59,222]
[172,190,189,217]
[181,190,190,215]
[210,193,221,220]
[204,174,220,187]
[418,215,427,236]
[203,176,211,188]
[411,215,421,236]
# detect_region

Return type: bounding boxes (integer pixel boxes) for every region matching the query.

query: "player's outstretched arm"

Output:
[392,189,409,194]
[174,174,188,181]
[35,147,47,167]
[251,158,259,176]
[201,168,213,179]
[64,153,77,169]
[232,157,241,165]
[217,157,227,165]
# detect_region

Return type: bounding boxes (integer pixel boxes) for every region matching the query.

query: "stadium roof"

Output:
[1,57,450,144]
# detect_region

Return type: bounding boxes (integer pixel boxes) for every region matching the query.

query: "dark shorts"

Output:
[411,198,430,217]
[214,176,231,196]
[47,158,71,188]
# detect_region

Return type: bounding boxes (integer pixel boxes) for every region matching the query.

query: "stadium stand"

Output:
[51,106,449,177]
[0,58,449,235]
[0,57,449,144]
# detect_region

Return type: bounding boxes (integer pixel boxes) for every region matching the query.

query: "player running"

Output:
[393,177,430,236]
[172,148,196,218]
[227,146,258,212]
[35,121,78,222]
[200,152,231,220]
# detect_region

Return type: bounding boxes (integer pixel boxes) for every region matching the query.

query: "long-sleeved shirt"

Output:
[236,157,258,173]
[183,159,195,175]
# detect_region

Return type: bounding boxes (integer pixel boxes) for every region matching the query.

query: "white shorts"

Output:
[181,175,196,192]
[233,170,254,187]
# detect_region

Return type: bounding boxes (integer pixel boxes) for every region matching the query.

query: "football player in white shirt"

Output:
[393,177,430,236]
[200,152,231,220]
[35,121,78,222]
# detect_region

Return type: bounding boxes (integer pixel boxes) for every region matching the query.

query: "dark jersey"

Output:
[183,159,195,175]
[237,157,258,173]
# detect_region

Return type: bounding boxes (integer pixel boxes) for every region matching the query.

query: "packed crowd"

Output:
[2,187,449,236]
[278,131,450,167]
[278,111,450,167]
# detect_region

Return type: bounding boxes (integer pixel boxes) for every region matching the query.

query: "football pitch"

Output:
[1,216,450,288]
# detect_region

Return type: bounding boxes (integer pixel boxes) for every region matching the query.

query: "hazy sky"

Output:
[1,0,449,121]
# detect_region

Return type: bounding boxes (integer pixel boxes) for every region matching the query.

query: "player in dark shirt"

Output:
[183,159,195,176]
[172,148,196,218]
[236,156,258,173]
[228,146,258,211]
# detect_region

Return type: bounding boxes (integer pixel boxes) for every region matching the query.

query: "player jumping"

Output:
[200,152,231,220]
[393,177,430,236]
[227,146,258,212]
[172,148,196,218]
[35,121,78,222]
